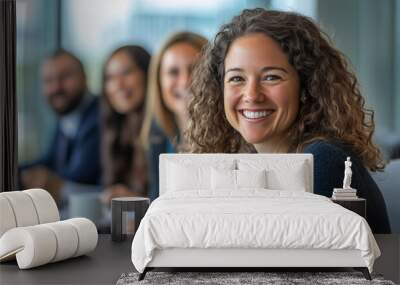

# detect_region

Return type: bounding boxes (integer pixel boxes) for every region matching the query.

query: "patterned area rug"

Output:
[116,271,396,285]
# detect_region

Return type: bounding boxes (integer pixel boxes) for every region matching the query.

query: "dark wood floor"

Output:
[0,234,398,284]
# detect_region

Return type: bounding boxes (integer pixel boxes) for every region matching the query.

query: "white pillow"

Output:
[211,168,267,190]
[238,159,309,192]
[211,168,236,190]
[273,161,308,191]
[167,162,210,191]
[166,160,236,192]
[237,169,267,189]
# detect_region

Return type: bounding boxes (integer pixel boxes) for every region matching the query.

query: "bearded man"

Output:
[20,49,101,204]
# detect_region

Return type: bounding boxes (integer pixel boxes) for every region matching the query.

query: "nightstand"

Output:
[331,198,366,218]
[111,197,150,242]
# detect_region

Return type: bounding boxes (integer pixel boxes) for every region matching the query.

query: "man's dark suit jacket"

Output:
[22,97,101,185]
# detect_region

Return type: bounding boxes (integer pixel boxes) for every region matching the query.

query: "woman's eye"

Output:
[228,76,243,83]
[263,74,281,81]
[168,68,179,77]
[123,67,133,76]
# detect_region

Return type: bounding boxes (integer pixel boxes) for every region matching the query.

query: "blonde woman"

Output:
[141,31,207,201]
[187,9,390,233]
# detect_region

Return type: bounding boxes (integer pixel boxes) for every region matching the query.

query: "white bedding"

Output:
[131,190,380,273]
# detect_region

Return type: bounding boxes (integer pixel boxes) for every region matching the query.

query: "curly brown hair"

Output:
[187,8,384,171]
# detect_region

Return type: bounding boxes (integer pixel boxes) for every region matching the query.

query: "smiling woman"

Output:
[101,45,151,203]
[140,31,207,201]
[187,8,391,233]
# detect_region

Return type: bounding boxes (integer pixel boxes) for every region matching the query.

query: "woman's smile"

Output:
[239,109,275,121]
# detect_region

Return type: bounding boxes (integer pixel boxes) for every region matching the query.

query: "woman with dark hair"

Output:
[101,45,151,203]
[187,8,390,233]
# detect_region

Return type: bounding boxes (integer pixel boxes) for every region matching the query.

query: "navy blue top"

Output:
[146,121,176,201]
[303,140,391,234]
[21,97,101,185]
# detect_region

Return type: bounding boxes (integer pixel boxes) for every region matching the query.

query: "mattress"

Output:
[131,190,380,273]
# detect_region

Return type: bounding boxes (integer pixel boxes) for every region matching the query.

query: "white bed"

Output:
[131,154,380,280]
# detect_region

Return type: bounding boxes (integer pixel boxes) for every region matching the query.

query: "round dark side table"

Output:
[111,197,150,242]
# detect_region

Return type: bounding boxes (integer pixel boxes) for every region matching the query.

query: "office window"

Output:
[17,0,59,163]
[61,0,270,94]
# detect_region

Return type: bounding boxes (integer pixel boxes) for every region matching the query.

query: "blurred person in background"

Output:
[101,45,151,204]
[140,31,207,201]
[20,49,101,205]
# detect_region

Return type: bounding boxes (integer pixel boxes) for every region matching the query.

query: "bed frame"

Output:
[140,248,370,280]
[138,154,371,280]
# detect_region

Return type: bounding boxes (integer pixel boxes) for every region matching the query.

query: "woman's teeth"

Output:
[242,110,273,119]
